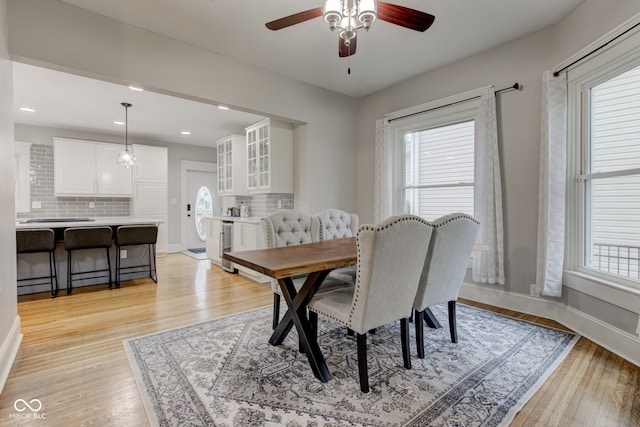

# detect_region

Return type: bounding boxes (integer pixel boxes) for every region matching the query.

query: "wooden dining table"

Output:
[223,237,357,383]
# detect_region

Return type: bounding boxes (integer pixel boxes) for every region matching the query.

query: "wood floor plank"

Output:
[0,254,638,426]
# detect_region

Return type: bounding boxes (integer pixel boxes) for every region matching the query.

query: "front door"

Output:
[185,170,217,250]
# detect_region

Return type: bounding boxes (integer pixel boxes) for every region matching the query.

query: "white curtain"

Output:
[536,70,567,297]
[472,86,505,285]
[374,119,394,224]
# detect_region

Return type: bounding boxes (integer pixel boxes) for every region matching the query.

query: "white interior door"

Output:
[185,170,217,250]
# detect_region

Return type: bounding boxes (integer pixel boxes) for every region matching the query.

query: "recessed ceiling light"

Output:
[19,106,35,113]
[128,85,144,92]
[181,130,191,135]
[218,105,229,110]
[114,121,125,126]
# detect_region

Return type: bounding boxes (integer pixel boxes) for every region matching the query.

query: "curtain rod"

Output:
[388,82,521,123]
[553,20,640,77]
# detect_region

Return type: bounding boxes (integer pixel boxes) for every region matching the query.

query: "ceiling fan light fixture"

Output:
[358,0,377,27]
[323,0,342,29]
[323,0,377,41]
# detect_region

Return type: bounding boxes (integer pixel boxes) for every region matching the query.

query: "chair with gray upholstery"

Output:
[262,210,350,329]
[309,214,433,393]
[315,208,359,283]
[115,225,158,288]
[64,226,114,295]
[413,213,480,358]
[16,228,58,298]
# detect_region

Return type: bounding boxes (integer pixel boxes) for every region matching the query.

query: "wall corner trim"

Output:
[0,316,23,393]
[460,282,640,368]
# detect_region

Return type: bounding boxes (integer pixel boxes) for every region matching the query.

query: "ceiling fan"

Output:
[266,0,435,58]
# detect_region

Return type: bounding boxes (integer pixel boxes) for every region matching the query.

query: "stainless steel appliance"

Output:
[220,220,237,273]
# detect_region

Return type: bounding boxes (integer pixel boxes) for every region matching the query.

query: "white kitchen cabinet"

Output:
[205,218,223,265]
[131,144,168,255]
[216,134,246,195]
[245,118,292,194]
[233,221,257,252]
[133,144,169,183]
[54,138,133,197]
[232,221,268,282]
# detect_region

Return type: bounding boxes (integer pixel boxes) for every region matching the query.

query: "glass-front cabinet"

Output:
[245,118,293,194]
[216,134,246,195]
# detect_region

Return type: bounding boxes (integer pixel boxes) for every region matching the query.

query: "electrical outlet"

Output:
[278,200,282,209]
[529,284,541,297]
[120,250,127,259]
[31,201,41,209]
[89,202,95,208]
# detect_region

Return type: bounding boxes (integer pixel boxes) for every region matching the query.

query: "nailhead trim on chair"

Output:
[432,213,480,228]
[346,214,432,326]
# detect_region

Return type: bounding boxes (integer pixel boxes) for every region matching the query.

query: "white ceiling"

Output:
[13,62,266,147]
[13,0,585,146]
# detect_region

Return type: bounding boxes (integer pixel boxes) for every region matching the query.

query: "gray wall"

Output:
[0,0,18,392]
[354,0,640,335]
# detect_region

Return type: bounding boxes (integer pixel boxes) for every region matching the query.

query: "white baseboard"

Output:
[0,316,22,393]
[167,244,182,254]
[460,282,640,367]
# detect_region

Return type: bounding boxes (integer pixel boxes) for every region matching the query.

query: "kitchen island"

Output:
[16,217,163,295]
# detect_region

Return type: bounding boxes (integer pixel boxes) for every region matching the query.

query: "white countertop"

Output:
[16,216,164,229]
[207,216,263,224]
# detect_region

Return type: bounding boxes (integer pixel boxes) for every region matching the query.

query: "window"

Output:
[387,93,480,221]
[567,29,640,290]
[402,121,475,220]
[581,64,640,283]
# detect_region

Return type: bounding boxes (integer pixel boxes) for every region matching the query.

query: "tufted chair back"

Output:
[413,213,480,311]
[261,210,319,248]
[315,209,359,241]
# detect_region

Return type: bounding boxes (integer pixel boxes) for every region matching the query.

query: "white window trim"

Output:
[565,19,640,300]
[386,94,481,216]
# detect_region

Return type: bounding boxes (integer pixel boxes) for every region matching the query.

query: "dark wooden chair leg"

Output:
[66,250,72,295]
[49,250,58,298]
[415,309,425,359]
[357,333,369,393]
[401,318,411,369]
[448,301,458,343]
[272,293,280,330]
[106,247,112,289]
[115,244,120,288]
[368,328,376,334]
[347,328,354,336]
[424,307,442,329]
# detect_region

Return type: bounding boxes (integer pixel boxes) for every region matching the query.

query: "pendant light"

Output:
[117,102,136,168]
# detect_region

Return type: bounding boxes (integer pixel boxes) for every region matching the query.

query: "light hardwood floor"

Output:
[1,253,638,426]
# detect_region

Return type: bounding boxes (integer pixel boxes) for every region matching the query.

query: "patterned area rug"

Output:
[124,304,578,426]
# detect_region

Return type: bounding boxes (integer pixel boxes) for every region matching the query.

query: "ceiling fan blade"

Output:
[339,36,357,57]
[377,2,435,32]
[265,8,323,30]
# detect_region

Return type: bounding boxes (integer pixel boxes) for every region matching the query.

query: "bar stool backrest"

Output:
[116,225,158,246]
[64,227,113,251]
[17,229,56,253]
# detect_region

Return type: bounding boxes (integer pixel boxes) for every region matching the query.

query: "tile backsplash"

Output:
[222,193,294,217]
[16,144,131,219]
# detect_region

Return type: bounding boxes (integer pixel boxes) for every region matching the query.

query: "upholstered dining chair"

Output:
[315,208,359,283]
[308,214,433,393]
[413,213,480,359]
[261,210,350,329]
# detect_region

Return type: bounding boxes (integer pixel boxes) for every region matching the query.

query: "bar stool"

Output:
[64,227,114,295]
[115,225,158,288]
[16,228,58,298]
